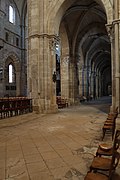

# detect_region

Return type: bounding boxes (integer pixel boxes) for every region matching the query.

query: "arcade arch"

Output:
[27,0,114,113]
[54,0,111,103]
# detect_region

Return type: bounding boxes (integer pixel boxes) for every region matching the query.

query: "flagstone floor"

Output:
[0,97,120,180]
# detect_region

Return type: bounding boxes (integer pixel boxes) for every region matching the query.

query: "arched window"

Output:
[9,5,15,24]
[8,64,15,83]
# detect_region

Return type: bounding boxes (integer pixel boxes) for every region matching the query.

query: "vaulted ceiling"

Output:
[14,0,26,16]
[61,0,111,76]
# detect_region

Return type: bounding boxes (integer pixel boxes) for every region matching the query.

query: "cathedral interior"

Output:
[1,0,120,113]
[0,0,120,179]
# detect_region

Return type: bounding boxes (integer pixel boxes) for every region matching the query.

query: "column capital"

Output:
[106,23,114,41]
[29,33,60,40]
[48,34,60,51]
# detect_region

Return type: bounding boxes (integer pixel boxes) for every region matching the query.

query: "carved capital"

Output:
[75,54,81,62]
[61,56,69,65]
[49,35,60,52]
[106,24,114,42]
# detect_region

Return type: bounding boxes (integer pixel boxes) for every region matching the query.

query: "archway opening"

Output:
[57,0,111,104]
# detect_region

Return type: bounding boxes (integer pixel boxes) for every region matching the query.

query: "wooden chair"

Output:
[85,151,120,180]
[56,96,68,108]
[3,99,10,118]
[106,107,118,122]
[105,112,118,123]
[90,150,120,173]
[9,99,17,117]
[84,171,109,180]
[96,130,120,157]
[103,107,118,127]
[105,114,117,123]
[0,101,3,119]
[102,117,116,140]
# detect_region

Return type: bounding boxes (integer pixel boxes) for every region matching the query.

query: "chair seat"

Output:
[103,125,113,129]
[90,157,111,171]
[104,120,114,125]
[96,146,113,156]
[84,172,108,180]
[99,143,112,150]
[106,119,114,122]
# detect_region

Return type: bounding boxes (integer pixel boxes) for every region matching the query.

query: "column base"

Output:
[33,104,58,114]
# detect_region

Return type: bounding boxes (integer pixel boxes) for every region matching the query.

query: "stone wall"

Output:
[0,0,27,97]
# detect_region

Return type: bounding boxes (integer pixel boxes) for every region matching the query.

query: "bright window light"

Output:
[9,5,14,23]
[9,64,13,83]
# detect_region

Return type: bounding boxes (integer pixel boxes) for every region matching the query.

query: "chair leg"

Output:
[102,128,106,140]
[112,127,115,140]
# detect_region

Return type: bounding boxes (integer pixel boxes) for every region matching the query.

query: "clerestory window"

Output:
[8,64,15,83]
[9,5,15,24]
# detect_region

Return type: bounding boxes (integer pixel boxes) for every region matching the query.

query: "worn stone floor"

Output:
[0,96,120,180]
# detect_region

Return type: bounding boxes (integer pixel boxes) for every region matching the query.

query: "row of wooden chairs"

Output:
[102,107,118,140]
[84,130,120,179]
[0,97,32,119]
[56,96,68,108]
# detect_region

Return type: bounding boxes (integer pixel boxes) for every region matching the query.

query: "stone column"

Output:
[78,62,83,96]
[108,0,120,112]
[78,49,84,96]
[114,0,120,111]
[87,66,91,98]
[74,55,81,103]
[16,70,21,96]
[61,55,69,99]
[20,23,27,96]
[89,71,92,96]
[98,72,101,97]
[27,0,58,113]
[93,71,96,99]
[49,35,59,112]
[95,71,99,99]
[69,58,75,104]
[90,71,94,97]
[83,66,87,97]
[106,0,120,112]
[106,24,115,111]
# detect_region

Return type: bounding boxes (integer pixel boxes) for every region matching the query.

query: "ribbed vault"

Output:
[59,0,111,100]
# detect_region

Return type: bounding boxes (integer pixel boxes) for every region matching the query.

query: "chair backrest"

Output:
[113,130,120,151]
[115,106,118,113]
[109,151,120,179]
[110,130,120,176]
[107,107,118,120]
[107,113,117,120]
[113,106,118,119]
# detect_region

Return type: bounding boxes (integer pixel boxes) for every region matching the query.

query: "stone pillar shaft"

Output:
[27,0,59,113]
[114,0,120,111]
[79,69,83,96]
[16,71,21,96]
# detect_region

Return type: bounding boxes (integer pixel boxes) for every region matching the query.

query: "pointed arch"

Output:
[3,52,21,97]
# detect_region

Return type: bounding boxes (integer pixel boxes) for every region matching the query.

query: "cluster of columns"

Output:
[27,0,120,114]
[78,64,102,100]
[106,0,120,112]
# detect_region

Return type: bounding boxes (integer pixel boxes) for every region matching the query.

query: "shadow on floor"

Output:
[81,96,112,113]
